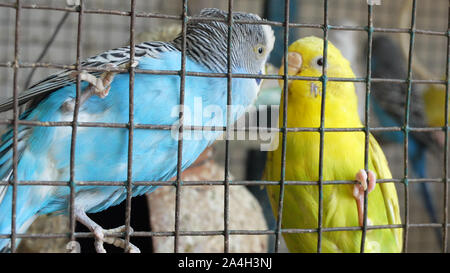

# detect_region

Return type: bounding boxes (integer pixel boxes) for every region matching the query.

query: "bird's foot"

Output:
[353,169,376,226]
[63,64,119,112]
[75,208,140,253]
[63,61,138,112]
[92,225,141,253]
[70,63,116,99]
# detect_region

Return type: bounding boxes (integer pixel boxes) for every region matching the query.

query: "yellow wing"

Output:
[369,134,403,249]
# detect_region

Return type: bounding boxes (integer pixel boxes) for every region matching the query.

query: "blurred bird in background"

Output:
[370,35,441,241]
[0,8,275,253]
[264,36,402,252]
[396,0,448,148]
[423,83,448,147]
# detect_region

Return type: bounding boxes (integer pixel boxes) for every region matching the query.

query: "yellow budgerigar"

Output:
[263,36,403,253]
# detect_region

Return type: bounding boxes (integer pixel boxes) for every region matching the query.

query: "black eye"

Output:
[317,57,323,66]
[258,47,264,54]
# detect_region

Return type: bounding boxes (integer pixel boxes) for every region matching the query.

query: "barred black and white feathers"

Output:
[172,8,275,74]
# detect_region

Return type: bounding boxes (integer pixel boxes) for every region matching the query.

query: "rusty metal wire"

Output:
[401,0,417,251]
[272,0,290,254]
[173,0,188,254]
[442,0,450,253]
[360,3,374,253]
[222,0,234,253]
[66,0,85,253]
[9,0,20,253]
[0,0,449,253]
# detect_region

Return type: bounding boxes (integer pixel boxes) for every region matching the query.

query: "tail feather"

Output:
[0,126,37,251]
[0,186,42,251]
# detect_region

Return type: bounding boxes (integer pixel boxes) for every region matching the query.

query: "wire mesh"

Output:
[9,0,20,252]
[0,0,448,253]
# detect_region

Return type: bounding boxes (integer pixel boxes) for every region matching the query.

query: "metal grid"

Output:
[0,0,448,253]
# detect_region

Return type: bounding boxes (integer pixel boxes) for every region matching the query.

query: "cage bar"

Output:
[2,177,449,188]
[360,1,374,254]
[401,0,418,252]
[273,0,290,254]
[173,0,188,253]
[9,0,21,253]
[223,0,235,253]
[316,0,330,253]
[442,1,450,253]
[67,0,85,253]
[123,0,137,253]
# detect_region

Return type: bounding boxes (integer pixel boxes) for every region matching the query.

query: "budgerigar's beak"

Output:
[278,52,302,88]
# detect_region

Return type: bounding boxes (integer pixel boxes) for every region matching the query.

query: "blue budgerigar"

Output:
[0,8,275,252]
[370,35,440,236]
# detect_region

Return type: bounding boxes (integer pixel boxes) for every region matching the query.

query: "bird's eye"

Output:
[254,45,266,57]
[317,57,323,66]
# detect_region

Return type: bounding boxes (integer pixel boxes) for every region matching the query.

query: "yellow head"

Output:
[279,36,361,127]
